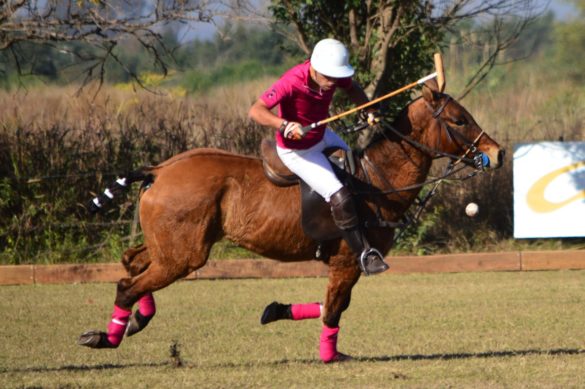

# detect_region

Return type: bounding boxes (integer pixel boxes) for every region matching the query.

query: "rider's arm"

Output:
[344,80,379,124]
[249,98,303,139]
[344,80,371,107]
[248,99,286,130]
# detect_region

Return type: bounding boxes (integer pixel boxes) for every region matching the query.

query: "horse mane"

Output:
[364,96,423,150]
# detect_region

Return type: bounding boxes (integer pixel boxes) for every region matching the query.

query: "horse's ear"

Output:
[422,79,441,105]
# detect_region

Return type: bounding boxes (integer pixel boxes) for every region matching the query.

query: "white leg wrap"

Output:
[104,188,114,199]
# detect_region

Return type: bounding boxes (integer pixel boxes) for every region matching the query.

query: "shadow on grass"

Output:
[354,347,585,363]
[0,361,169,374]
[207,347,585,368]
[3,348,584,373]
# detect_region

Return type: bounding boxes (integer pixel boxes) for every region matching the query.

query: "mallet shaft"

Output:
[302,74,436,132]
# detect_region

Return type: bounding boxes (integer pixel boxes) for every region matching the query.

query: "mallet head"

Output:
[434,52,446,92]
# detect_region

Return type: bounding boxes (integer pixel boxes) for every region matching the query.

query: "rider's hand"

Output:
[359,109,380,127]
[283,121,304,140]
[367,111,379,126]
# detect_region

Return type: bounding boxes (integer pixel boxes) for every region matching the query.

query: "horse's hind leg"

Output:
[120,245,157,337]
[78,244,195,349]
[121,244,150,275]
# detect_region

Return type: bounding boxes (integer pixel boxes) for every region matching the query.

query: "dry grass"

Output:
[2,270,585,387]
[0,81,270,157]
[1,59,584,263]
[445,55,585,145]
[0,81,271,264]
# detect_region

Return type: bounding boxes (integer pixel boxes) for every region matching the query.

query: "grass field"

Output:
[2,270,585,388]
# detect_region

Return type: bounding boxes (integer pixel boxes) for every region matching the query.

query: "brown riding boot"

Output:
[329,187,389,276]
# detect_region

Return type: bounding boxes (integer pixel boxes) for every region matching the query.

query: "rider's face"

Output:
[313,71,338,91]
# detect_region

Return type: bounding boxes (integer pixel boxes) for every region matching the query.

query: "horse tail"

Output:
[88,167,155,214]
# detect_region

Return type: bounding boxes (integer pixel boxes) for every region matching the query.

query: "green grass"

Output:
[2,270,585,387]
[209,239,262,259]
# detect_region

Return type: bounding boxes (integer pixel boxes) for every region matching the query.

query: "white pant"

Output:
[277,128,349,202]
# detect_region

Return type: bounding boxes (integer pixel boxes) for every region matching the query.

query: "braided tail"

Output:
[88,168,154,214]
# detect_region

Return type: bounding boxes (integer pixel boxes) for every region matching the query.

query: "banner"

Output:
[513,142,585,238]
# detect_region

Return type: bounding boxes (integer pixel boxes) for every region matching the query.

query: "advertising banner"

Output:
[513,142,585,238]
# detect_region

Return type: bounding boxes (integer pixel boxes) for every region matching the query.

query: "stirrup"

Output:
[359,248,389,276]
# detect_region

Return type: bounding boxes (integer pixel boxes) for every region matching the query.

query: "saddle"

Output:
[260,139,357,243]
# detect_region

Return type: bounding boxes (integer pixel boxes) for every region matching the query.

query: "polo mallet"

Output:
[300,52,446,133]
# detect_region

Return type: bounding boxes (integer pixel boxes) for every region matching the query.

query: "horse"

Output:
[78,79,504,363]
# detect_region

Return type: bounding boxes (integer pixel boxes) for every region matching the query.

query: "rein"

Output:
[429,96,486,168]
[386,95,486,167]
[348,95,486,232]
[357,94,486,194]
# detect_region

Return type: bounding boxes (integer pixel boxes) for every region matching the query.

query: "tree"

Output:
[0,0,257,89]
[553,0,585,79]
[270,0,545,109]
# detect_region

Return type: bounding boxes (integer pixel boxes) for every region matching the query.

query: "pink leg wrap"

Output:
[319,325,340,363]
[107,305,132,346]
[291,303,321,321]
[138,293,156,317]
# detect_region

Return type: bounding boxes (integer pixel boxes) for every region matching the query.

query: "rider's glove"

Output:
[367,112,379,126]
[359,110,380,127]
[283,121,304,140]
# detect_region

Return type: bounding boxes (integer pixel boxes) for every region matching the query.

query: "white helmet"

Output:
[310,38,354,78]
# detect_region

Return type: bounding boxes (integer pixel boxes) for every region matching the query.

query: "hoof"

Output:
[260,301,291,325]
[324,352,353,364]
[78,330,117,349]
[126,310,153,337]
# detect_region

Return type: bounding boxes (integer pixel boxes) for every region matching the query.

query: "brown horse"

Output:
[79,80,504,362]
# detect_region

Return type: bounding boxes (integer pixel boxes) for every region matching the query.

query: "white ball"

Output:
[465,202,479,217]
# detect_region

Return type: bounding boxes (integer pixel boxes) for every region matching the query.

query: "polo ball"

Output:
[465,202,479,217]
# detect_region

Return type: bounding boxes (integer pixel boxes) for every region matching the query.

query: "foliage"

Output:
[0,0,258,88]
[0,39,167,86]
[0,86,269,264]
[173,26,304,92]
[269,1,443,117]
[0,25,301,92]
[182,59,289,93]
[553,5,585,81]
[175,24,302,70]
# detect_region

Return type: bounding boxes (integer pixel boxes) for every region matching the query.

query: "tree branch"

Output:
[0,0,256,87]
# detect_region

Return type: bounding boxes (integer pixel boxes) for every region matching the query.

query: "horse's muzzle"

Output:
[483,147,505,169]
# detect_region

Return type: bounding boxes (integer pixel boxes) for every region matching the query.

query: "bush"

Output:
[0,85,269,264]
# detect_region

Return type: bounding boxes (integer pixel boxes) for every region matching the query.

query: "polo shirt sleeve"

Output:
[260,77,293,110]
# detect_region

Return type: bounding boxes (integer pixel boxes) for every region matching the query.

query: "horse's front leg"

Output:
[259,258,360,363]
[319,260,361,363]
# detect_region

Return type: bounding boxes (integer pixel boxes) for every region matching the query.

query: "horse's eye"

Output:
[452,118,467,126]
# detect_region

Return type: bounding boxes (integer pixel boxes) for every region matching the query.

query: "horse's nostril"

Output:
[497,149,505,167]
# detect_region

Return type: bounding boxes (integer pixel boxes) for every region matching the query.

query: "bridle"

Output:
[427,95,487,170]
[349,94,489,232]
[363,95,488,170]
